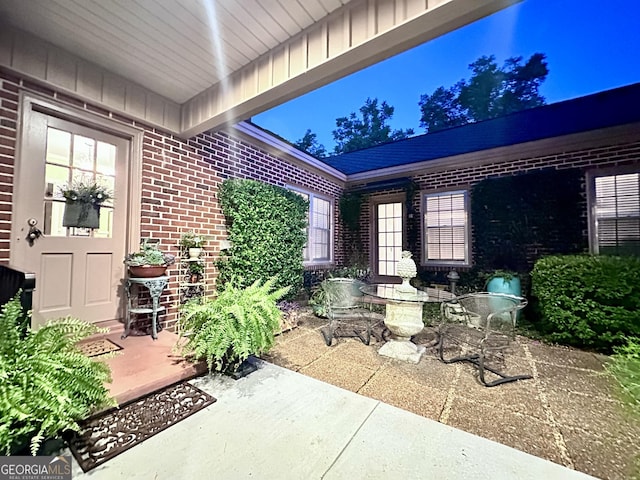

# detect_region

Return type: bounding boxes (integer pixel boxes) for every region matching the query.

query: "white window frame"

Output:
[288,186,334,266]
[587,167,640,255]
[421,189,471,267]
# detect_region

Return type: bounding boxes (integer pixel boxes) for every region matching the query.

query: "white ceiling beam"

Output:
[181,0,520,137]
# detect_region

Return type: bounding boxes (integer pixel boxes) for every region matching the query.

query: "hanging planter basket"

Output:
[62,201,101,229]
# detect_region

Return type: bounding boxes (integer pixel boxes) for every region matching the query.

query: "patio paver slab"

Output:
[325,400,595,480]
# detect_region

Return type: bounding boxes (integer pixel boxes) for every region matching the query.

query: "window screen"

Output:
[423,190,469,265]
[594,173,640,255]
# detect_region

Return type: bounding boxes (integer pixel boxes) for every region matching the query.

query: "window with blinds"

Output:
[594,172,640,255]
[288,187,333,264]
[422,190,469,265]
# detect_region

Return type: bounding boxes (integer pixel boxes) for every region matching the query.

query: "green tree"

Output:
[332,98,414,154]
[293,129,327,158]
[419,53,549,132]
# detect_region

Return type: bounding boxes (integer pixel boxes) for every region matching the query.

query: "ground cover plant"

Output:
[606,336,640,479]
[0,295,115,455]
[607,337,640,415]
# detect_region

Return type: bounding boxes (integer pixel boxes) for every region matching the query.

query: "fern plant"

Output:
[0,295,116,455]
[177,278,290,373]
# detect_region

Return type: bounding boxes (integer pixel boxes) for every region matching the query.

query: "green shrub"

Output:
[0,295,115,455]
[531,254,640,352]
[177,278,290,373]
[217,179,308,299]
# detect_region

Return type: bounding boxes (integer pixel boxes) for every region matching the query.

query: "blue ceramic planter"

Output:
[486,276,521,297]
[486,276,522,320]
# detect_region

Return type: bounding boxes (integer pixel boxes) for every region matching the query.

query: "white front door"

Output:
[12,109,129,327]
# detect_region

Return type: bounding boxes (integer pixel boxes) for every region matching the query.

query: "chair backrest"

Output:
[324,278,365,310]
[443,292,527,331]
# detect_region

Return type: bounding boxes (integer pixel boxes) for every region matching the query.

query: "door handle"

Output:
[26,218,43,246]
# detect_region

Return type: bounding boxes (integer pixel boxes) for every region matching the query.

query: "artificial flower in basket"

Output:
[60,179,112,229]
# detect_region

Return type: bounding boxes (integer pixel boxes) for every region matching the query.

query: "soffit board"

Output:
[0,0,520,137]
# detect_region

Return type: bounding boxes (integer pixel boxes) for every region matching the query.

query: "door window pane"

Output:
[46,128,71,166]
[72,135,96,172]
[96,141,116,175]
[377,201,403,276]
[43,127,117,238]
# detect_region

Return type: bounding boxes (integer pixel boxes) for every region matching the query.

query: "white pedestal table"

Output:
[360,284,454,363]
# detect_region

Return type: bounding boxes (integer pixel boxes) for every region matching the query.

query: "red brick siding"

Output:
[0,70,344,331]
[360,145,640,273]
[188,131,346,267]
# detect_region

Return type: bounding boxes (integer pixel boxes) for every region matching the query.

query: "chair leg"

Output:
[354,324,371,345]
[437,332,480,364]
[438,332,531,387]
[476,352,532,387]
[321,328,333,346]
[321,320,335,346]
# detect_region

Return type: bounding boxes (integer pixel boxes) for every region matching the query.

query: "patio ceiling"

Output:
[0,0,520,138]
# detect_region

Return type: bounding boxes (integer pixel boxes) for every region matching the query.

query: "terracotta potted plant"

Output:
[60,179,112,229]
[124,239,175,278]
[187,261,204,283]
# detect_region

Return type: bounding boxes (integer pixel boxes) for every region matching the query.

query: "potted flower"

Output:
[180,231,205,259]
[124,239,175,277]
[60,179,112,229]
[187,261,204,283]
[484,269,523,320]
[0,294,115,455]
[177,278,289,377]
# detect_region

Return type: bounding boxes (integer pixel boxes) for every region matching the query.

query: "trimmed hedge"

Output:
[531,254,640,352]
[216,179,308,299]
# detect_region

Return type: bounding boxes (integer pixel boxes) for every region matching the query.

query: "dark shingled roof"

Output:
[320,82,640,175]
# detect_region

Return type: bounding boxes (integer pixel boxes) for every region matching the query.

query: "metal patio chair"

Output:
[437,292,531,387]
[320,278,382,346]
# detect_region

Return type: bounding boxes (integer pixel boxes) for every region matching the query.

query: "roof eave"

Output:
[346,121,640,184]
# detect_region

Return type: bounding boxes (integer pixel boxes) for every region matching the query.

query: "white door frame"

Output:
[10,91,144,318]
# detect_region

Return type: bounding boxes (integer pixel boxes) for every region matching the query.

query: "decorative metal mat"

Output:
[68,382,216,472]
[77,338,123,358]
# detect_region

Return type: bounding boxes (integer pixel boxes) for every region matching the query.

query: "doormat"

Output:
[77,338,123,358]
[68,382,216,472]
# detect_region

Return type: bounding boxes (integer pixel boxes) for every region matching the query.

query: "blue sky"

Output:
[253,0,640,152]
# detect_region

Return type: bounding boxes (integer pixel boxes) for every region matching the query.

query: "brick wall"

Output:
[189,131,346,266]
[0,69,344,331]
[359,142,640,274]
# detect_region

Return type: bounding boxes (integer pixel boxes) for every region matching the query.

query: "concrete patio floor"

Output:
[262,311,640,480]
[67,358,597,480]
[61,310,638,479]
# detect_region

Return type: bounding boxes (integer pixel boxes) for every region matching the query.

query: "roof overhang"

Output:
[0,0,520,138]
